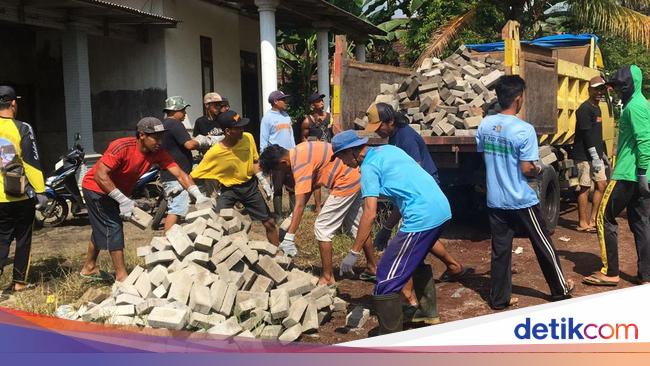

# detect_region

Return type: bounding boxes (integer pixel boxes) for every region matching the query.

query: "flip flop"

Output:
[359,271,376,282]
[583,274,618,286]
[1,283,37,295]
[79,271,114,282]
[576,226,597,233]
[439,266,474,282]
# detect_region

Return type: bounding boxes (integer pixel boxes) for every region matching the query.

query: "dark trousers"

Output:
[0,199,36,284]
[271,169,295,219]
[488,205,570,308]
[597,180,650,280]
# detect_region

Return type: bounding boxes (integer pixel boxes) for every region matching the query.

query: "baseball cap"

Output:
[164,96,190,111]
[268,90,290,104]
[308,93,326,104]
[217,110,250,129]
[330,130,368,161]
[364,104,382,132]
[203,92,223,104]
[137,117,167,134]
[589,76,606,88]
[0,86,20,102]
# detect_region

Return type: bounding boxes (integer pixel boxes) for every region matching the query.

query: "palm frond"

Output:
[413,7,477,68]
[569,0,650,48]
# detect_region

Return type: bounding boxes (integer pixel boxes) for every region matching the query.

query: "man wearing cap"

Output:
[0,85,46,294]
[259,142,377,285]
[192,111,278,245]
[332,130,452,334]
[194,92,229,138]
[80,117,205,282]
[260,90,296,219]
[300,92,332,213]
[572,76,608,233]
[584,65,650,286]
[161,96,212,231]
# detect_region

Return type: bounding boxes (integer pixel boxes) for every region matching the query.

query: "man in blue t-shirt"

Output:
[476,75,573,310]
[332,130,452,335]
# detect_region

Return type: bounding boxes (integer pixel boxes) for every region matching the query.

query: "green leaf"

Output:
[377,18,410,32]
[409,0,426,14]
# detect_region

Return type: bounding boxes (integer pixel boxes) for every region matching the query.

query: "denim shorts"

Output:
[162,180,190,217]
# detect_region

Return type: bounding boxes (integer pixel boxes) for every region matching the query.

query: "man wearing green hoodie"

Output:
[584,65,650,287]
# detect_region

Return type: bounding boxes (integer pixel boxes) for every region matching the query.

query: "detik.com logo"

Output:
[514,318,638,340]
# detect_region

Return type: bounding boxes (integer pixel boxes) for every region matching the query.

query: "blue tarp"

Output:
[465,34,599,52]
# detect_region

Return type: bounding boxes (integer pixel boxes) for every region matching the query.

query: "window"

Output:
[200,36,213,96]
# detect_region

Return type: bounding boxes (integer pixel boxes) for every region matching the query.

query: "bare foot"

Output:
[317,276,336,286]
[446,263,463,275]
[13,283,29,291]
[79,266,100,277]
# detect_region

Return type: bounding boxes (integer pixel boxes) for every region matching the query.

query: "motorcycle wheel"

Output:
[35,197,69,228]
[150,199,168,230]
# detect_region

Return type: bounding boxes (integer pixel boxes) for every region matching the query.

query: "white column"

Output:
[61,28,94,153]
[314,24,331,111]
[355,42,367,62]
[255,0,279,112]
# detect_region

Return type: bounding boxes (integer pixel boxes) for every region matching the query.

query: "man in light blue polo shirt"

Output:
[332,130,451,335]
[476,75,573,310]
[260,90,296,219]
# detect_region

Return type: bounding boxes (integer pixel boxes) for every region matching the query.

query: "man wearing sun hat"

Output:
[332,130,452,335]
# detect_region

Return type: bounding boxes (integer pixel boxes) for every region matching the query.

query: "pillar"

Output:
[355,41,367,63]
[255,0,280,112]
[314,23,331,111]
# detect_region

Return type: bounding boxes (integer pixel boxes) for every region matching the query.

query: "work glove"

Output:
[256,172,273,200]
[638,168,650,198]
[109,188,135,220]
[194,135,212,149]
[187,185,211,205]
[279,233,298,257]
[373,225,392,251]
[588,147,603,173]
[35,194,49,210]
[207,135,224,145]
[339,249,360,276]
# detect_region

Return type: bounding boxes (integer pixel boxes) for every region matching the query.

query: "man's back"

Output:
[476,114,539,210]
[389,124,438,178]
[161,118,193,181]
[290,141,359,197]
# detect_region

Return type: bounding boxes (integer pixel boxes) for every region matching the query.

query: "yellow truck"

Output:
[332,21,616,231]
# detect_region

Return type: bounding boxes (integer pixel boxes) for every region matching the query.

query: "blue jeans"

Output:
[162,180,190,217]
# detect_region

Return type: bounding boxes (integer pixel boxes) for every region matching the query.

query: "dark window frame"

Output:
[200,36,214,98]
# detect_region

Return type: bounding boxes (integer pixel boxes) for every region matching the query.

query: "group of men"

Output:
[0,62,648,336]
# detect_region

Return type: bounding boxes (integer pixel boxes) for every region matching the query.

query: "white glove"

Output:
[339,250,360,276]
[207,135,224,145]
[256,172,273,200]
[187,185,210,205]
[194,135,212,148]
[108,188,135,220]
[588,147,603,173]
[35,194,49,210]
[279,233,298,257]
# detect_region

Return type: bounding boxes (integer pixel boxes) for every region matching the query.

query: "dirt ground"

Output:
[0,200,642,344]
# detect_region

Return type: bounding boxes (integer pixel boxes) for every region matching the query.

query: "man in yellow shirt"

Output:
[0,85,46,294]
[192,110,278,246]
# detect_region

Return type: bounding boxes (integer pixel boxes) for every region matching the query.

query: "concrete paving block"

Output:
[224,249,244,270]
[206,218,223,232]
[318,309,332,325]
[210,279,228,312]
[147,265,168,287]
[203,228,223,242]
[189,284,212,315]
[185,207,216,223]
[237,330,256,338]
[270,289,290,320]
[249,274,273,293]
[123,265,144,286]
[234,240,259,265]
[219,284,237,316]
[380,83,395,94]
[239,309,266,331]
[227,271,245,290]
[314,295,333,310]
[134,272,152,298]
[136,245,153,258]
[113,282,140,297]
[463,116,482,129]
[346,306,370,328]
[152,285,168,299]
[183,251,210,266]
[193,234,214,252]
[219,208,235,219]
[332,297,347,312]
[223,217,242,235]
[166,224,194,258]
[273,254,292,269]
[182,217,207,241]
[305,285,330,301]
[129,207,152,230]
[207,317,242,337]
[210,243,238,266]
[279,323,302,344]
[479,69,504,88]
[106,304,136,317]
[257,255,288,284]
[278,277,314,297]
[259,325,284,340]
[234,298,257,316]
[189,312,225,329]
[541,152,557,165]
[301,302,319,333]
[166,259,185,273]
[106,315,137,326]
[167,270,194,305]
[235,291,269,310]
[193,271,216,288]
[150,237,172,252]
[147,307,188,330]
[241,267,257,291]
[439,122,456,136]
[282,296,308,328]
[136,298,168,315]
[116,293,144,307]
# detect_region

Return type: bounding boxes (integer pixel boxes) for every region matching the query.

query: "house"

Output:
[0,0,381,169]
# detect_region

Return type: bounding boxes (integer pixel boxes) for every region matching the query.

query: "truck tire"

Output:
[150,199,168,230]
[538,166,560,234]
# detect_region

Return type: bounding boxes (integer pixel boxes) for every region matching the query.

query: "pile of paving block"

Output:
[356,45,506,137]
[72,207,351,342]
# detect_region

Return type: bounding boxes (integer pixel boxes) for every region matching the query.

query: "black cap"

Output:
[0,86,20,103]
[268,90,290,104]
[137,117,167,133]
[217,110,250,129]
[308,93,326,104]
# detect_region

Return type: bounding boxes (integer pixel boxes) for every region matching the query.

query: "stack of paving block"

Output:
[74,206,349,342]
[371,45,505,137]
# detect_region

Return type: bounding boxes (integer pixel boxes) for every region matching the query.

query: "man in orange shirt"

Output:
[260,142,377,285]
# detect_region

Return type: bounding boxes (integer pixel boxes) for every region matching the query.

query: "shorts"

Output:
[576,160,607,187]
[314,192,362,242]
[83,188,124,251]
[217,178,272,222]
[162,180,190,217]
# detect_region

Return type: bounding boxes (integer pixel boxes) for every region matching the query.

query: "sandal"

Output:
[576,226,597,233]
[583,274,618,286]
[439,266,474,282]
[551,279,575,301]
[490,297,519,310]
[79,271,114,282]
[359,271,376,282]
[2,283,37,295]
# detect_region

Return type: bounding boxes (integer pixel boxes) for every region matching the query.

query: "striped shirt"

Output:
[289,141,360,197]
